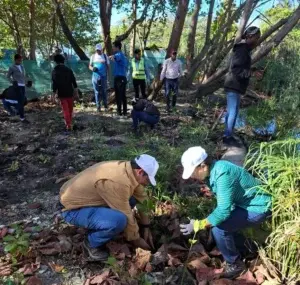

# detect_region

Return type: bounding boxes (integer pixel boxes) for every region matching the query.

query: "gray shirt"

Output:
[7,64,26,86]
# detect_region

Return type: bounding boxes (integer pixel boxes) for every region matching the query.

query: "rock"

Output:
[28,203,42,209]
[26,143,40,153]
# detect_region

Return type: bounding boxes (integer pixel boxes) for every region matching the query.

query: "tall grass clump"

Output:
[245,139,300,283]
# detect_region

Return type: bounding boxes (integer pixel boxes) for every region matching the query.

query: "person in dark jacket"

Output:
[223,27,261,145]
[52,54,78,132]
[131,98,160,132]
[0,86,20,116]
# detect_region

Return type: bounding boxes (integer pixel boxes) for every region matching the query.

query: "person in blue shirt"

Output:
[89,44,110,112]
[109,41,128,116]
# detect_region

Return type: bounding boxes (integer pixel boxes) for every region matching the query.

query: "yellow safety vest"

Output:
[132,58,146,80]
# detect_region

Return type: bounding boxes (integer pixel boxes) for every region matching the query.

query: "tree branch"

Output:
[116,0,151,42]
[205,0,215,45]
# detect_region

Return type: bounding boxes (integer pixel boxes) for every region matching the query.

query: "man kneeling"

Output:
[131,98,160,132]
[60,155,159,261]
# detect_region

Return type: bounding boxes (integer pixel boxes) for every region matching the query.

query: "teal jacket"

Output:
[207,160,272,226]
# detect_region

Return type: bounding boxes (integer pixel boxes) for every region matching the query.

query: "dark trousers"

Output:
[212,207,271,264]
[133,79,146,99]
[131,109,159,129]
[16,86,26,119]
[114,76,127,115]
[2,99,18,115]
[165,78,178,110]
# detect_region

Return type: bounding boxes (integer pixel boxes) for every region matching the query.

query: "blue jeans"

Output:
[165,78,178,110]
[2,99,18,115]
[92,75,107,109]
[131,109,159,129]
[212,207,271,264]
[225,91,241,137]
[61,197,137,248]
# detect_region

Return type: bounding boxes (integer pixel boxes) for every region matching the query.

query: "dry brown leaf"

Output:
[134,248,152,270]
[128,262,139,278]
[233,270,257,285]
[48,262,65,273]
[190,242,207,256]
[167,242,188,252]
[145,262,153,273]
[90,270,111,284]
[210,279,234,285]
[38,235,72,255]
[0,227,8,239]
[0,265,12,276]
[209,248,222,256]
[196,267,224,282]
[106,241,131,258]
[83,279,91,285]
[18,263,39,276]
[167,254,182,267]
[151,244,168,266]
[26,276,43,285]
[187,257,208,270]
[254,271,265,285]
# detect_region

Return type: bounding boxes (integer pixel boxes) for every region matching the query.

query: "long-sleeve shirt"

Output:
[206,160,272,226]
[60,161,147,241]
[52,64,77,98]
[160,58,183,81]
[112,51,128,77]
[7,64,26,86]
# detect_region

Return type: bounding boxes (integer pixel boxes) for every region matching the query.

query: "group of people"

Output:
[59,145,271,279]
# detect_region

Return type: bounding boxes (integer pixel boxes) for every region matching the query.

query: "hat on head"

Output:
[135,154,159,186]
[181,146,208,179]
[95,43,102,51]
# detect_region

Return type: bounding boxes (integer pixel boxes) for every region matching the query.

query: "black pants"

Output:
[133,79,146,99]
[114,76,127,115]
[16,86,26,119]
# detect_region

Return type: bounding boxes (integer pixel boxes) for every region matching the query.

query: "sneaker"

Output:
[83,239,108,261]
[222,260,246,279]
[21,119,30,124]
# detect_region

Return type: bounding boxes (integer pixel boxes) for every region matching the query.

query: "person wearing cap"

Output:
[89,43,110,112]
[7,54,32,124]
[59,154,159,261]
[129,48,151,99]
[160,50,183,113]
[131,98,160,132]
[179,146,271,279]
[52,54,78,133]
[223,26,261,146]
[109,40,129,116]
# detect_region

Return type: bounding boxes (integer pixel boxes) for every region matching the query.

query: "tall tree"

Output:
[186,0,202,71]
[52,0,89,60]
[29,0,36,60]
[99,0,113,54]
[166,0,190,58]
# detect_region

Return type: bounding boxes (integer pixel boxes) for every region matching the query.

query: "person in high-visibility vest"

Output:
[130,49,150,99]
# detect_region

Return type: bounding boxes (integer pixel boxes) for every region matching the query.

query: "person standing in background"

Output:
[109,41,128,116]
[223,27,261,146]
[89,44,110,112]
[7,54,32,123]
[130,49,150,99]
[160,50,183,113]
[52,54,78,133]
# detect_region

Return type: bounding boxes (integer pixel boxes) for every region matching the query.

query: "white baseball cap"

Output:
[135,154,159,186]
[181,146,208,179]
[95,43,102,51]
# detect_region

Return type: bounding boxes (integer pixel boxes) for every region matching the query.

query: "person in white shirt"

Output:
[160,50,183,112]
[89,44,110,112]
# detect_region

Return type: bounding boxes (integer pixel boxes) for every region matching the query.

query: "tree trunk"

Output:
[99,0,113,55]
[131,0,137,56]
[186,0,202,71]
[143,5,157,48]
[235,0,256,42]
[166,0,190,58]
[194,5,300,98]
[52,0,89,60]
[29,0,36,60]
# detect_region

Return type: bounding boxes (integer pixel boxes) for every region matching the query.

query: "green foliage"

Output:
[136,199,155,215]
[245,139,300,282]
[3,224,30,261]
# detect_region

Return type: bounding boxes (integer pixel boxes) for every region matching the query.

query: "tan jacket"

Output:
[60,161,147,241]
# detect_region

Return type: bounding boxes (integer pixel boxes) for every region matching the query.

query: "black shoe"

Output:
[21,119,30,124]
[222,260,246,279]
[97,107,101,112]
[83,239,108,261]
[222,136,240,147]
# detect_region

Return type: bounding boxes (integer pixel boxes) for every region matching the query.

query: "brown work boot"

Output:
[83,238,108,261]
